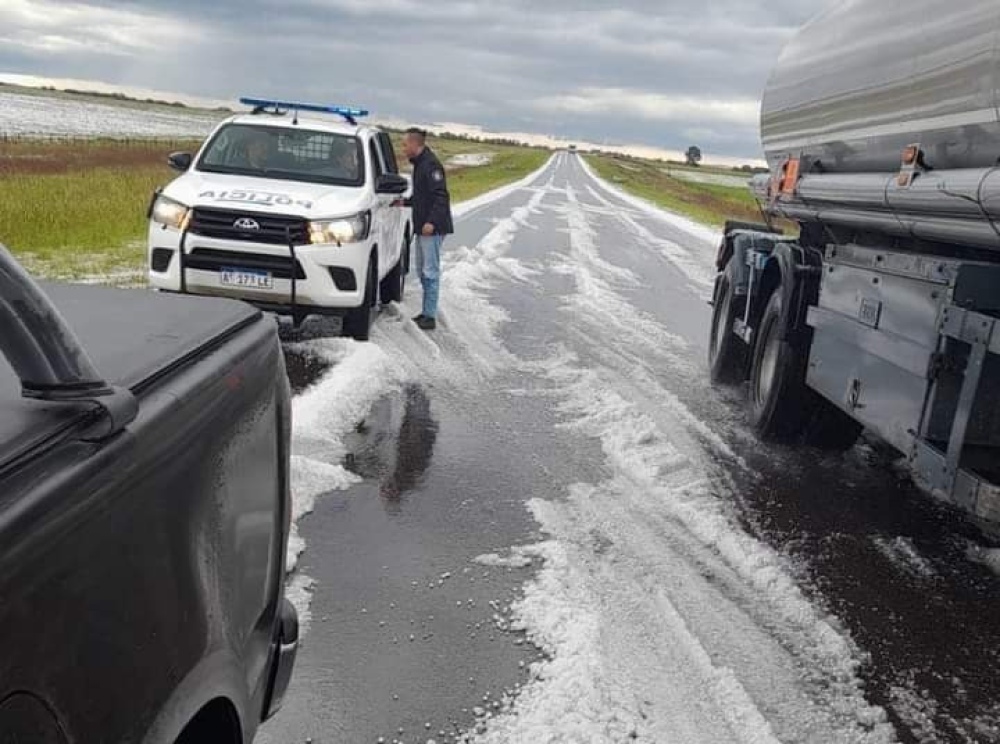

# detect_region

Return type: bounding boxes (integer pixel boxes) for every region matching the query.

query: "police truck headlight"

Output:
[309,212,371,245]
[150,195,191,230]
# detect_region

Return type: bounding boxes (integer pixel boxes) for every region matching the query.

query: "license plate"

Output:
[220,267,273,290]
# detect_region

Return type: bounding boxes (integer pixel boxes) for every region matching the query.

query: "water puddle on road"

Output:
[259,382,546,744]
[343,384,440,507]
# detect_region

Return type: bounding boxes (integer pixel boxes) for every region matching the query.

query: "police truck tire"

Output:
[342,259,376,342]
[708,267,746,384]
[748,289,808,439]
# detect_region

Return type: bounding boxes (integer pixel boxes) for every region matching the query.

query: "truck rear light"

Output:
[779,157,800,195]
[897,143,923,188]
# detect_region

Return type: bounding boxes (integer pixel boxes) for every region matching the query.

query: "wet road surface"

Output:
[261,154,1000,744]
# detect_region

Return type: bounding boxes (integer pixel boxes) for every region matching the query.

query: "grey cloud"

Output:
[2,0,838,159]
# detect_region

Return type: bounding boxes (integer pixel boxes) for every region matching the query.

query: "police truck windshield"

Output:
[197,124,365,186]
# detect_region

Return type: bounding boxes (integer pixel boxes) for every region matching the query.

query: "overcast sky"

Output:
[0,0,835,161]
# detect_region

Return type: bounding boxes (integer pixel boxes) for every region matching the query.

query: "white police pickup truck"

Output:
[147,98,412,340]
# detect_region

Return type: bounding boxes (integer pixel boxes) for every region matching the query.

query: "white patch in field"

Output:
[0,89,221,138]
[447,153,494,168]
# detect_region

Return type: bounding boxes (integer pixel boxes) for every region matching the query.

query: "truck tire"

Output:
[749,289,808,439]
[708,266,746,384]
[749,289,863,450]
[379,243,406,305]
[342,258,376,342]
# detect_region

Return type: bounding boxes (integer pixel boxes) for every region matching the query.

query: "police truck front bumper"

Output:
[147,223,372,315]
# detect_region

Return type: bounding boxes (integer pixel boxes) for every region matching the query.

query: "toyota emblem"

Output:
[234,217,261,231]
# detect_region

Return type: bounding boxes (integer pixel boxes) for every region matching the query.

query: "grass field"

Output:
[584,153,774,229]
[0,135,548,279]
[443,146,548,203]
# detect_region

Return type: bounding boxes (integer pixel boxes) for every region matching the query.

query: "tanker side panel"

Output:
[762,0,1000,174]
[806,247,950,452]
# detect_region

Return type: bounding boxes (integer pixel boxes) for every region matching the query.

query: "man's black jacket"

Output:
[408,148,454,235]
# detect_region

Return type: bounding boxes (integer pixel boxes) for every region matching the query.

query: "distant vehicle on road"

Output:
[0,245,297,742]
[147,97,412,341]
[710,0,1000,529]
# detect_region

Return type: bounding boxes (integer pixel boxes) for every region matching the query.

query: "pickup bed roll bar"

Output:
[0,245,137,437]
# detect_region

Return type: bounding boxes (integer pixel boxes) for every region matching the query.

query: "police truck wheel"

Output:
[748,289,808,439]
[342,259,376,342]
[708,267,746,384]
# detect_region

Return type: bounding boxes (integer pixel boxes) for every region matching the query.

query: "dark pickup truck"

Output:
[0,246,298,743]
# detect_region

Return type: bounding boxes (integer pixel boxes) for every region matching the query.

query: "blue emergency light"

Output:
[239,97,369,125]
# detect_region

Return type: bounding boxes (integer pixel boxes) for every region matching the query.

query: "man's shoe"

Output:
[412,313,426,323]
[415,316,437,331]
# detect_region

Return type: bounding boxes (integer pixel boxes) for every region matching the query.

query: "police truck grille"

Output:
[186,248,306,279]
[189,207,310,245]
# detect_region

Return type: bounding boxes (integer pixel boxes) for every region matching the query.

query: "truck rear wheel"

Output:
[342,259,376,342]
[708,266,746,384]
[749,290,808,439]
[750,289,862,450]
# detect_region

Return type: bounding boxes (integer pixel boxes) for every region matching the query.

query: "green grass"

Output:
[445,148,548,202]
[585,153,766,228]
[0,167,170,277]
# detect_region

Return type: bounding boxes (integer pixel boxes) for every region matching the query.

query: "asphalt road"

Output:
[259,153,1000,744]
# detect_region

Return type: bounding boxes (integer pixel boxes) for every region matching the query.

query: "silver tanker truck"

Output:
[710,0,1000,526]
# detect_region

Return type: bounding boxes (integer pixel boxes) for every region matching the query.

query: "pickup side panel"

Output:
[0,316,290,744]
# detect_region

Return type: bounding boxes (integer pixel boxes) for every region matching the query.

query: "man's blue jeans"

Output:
[415,234,443,319]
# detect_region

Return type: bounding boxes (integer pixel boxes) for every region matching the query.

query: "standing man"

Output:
[402,128,453,331]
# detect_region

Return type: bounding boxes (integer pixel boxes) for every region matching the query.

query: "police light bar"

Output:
[239,97,369,125]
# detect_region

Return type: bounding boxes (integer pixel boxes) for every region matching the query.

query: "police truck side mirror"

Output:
[375,174,409,195]
[167,152,193,172]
